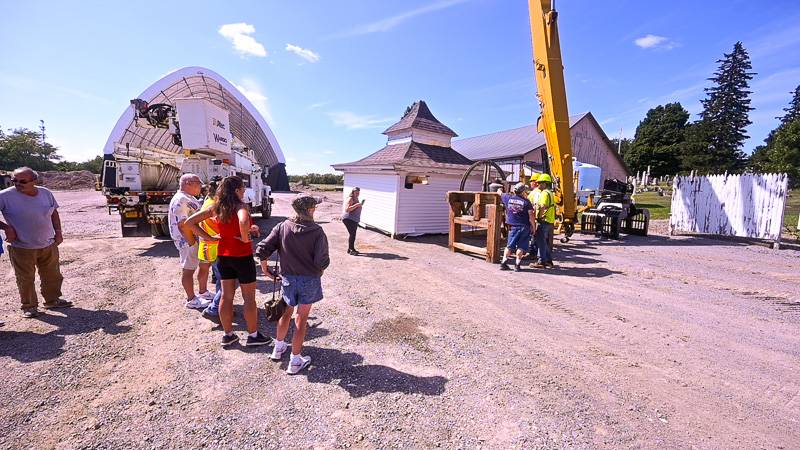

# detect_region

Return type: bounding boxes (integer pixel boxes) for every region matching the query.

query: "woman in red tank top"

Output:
[186,176,269,347]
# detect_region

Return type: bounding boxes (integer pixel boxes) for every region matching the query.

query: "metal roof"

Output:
[451,112,590,161]
[103,67,284,166]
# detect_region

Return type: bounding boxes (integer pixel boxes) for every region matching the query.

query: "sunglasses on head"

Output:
[12,179,32,185]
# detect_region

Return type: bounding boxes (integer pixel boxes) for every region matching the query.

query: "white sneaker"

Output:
[287,354,311,375]
[185,296,208,309]
[199,290,215,301]
[271,341,288,361]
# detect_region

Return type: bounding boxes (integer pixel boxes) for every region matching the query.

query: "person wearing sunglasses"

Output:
[0,167,72,319]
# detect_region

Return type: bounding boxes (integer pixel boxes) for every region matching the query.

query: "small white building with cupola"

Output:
[332,101,481,237]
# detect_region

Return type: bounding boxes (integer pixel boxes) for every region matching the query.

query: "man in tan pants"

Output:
[0,167,72,319]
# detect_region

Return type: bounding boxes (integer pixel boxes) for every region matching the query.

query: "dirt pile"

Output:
[39,170,96,190]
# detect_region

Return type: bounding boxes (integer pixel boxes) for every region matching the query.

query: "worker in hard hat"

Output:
[532,174,555,268]
[499,182,536,272]
[527,173,542,258]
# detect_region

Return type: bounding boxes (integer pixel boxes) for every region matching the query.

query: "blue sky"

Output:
[1,0,799,174]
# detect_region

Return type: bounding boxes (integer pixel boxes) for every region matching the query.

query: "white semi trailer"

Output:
[102,97,273,237]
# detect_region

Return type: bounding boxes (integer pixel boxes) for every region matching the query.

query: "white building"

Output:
[332,101,480,237]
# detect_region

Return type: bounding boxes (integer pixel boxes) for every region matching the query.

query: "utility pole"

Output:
[39,120,46,146]
[617,128,623,154]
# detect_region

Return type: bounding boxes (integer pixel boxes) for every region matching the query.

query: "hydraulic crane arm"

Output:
[528,0,576,237]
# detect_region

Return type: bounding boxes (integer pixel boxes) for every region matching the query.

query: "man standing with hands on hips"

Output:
[0,167,72,319]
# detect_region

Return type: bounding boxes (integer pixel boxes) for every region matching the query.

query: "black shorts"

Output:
[217,255,257,284]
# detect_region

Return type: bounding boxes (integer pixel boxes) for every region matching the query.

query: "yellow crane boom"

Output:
[528,0,576,238]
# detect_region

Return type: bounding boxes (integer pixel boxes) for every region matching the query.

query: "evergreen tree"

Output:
[624,103,688,177]
[748,86,800,178]
[778,84,800,126]
[682,42,755,173]
[758,119,800,187]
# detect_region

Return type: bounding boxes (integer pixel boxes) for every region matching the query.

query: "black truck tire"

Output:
[260,199,272,219]
[150,222,169,238]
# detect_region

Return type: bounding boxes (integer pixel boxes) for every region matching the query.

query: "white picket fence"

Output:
[669,173,789,245]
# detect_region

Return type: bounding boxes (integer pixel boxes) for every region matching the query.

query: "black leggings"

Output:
[343,219,358,251]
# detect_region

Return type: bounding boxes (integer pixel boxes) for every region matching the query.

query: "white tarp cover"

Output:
[669,173,789,241]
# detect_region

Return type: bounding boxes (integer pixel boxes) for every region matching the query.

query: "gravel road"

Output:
[1,190,798,449]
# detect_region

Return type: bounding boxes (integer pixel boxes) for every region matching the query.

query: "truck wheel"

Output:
[260,200,272,219]
[159,222,171,237]
[151,222,169,238]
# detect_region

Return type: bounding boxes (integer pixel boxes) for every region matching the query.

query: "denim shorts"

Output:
[507,225,531,252]
[281,274,323,307]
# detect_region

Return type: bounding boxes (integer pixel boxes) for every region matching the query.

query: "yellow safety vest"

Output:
[197,197,220,262]
[538,189,556,224]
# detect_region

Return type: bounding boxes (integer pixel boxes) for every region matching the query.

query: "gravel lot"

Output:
[1,190,799,449]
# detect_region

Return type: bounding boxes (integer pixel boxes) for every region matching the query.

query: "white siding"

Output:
[343,173,399,235]
[395,174,483,235]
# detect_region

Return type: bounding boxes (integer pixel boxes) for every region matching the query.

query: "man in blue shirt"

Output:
[500,182,536,272]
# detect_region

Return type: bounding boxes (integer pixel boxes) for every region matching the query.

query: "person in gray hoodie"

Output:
[256,193,330,374]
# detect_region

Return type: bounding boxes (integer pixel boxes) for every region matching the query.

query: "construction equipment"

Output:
[528,0,577,241]
[580,179,649,239]
[101,97,273,237]
[528,0,648,240]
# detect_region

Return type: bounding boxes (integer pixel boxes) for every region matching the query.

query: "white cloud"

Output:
[328,111,394,130]
[233,79,275,125]
[332,0,469,38]
[285,44,320,63]
[218,23,267,57]
[307,101,331,110]
[634,34,676,50]
[322,150,335,155]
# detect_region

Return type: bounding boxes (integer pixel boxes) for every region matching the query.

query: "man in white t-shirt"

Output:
[0,167,73,319]
[168,173,210,309]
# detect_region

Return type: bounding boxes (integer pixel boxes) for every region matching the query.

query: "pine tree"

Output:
[683,42,755,173]
[778,84,800,126]
[749,85,800,185]
[762,120,800,187]
[624,103,688,177]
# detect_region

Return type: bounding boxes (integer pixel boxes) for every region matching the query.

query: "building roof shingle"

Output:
[332,141,472,170]
[382,101,458,137]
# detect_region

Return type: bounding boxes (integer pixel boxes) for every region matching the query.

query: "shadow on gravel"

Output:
[354,252,409,261]
[300,347,448,398]
[530,265,622,278]
[208,306,330,344]
[137,241,178,258]
[585,234,750,248]
[0,307,130,363]
[252,215,288,235]
[555,247,604,265]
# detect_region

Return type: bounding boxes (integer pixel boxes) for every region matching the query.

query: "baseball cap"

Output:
[513,182,527,194]
[292,193,323,213]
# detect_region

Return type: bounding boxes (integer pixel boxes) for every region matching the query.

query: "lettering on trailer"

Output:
[212,118,226,131]
[213,132,228,145]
